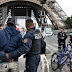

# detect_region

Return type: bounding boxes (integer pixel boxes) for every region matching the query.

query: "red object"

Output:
[16,27,19,31]
[43,24,44,26]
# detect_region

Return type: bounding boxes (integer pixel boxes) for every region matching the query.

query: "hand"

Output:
[68,70,70,72]
[1,51,5,54]
[3,52,14,62]
[61,37,64,39]
[0,51,4,56]
[6,59,14,62]
[0,53,13,61]
[0,52,14,62]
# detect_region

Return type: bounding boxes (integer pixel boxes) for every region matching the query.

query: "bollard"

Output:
[0,61,19,72]
[37,54,49,72]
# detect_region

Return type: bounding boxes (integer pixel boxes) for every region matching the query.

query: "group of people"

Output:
[57,28,72,51]
[0,18,46,72]
[0,17,72,72]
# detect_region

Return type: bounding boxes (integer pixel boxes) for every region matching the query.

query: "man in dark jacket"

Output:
[0,19,46,72]
[0,18,23,62]
[57,28,67,51]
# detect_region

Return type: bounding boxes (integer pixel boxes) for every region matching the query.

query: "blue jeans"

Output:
[26,55,40,72]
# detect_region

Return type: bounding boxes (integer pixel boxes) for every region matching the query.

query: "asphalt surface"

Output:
[45,35,59,72]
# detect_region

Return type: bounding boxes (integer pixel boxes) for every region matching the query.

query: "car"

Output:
[36,27,53,38]
[42,28,53,38]
[45,31,53,37]
[69,33,72,35]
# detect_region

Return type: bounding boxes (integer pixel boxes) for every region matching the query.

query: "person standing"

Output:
[0,18,24,71]
[20,27,26,38]
[22,19,45,72]
[0,17,23,62]
[57,28,67,51]
[68,35,72,48]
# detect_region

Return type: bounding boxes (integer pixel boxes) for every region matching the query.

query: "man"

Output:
[0,19,46,72]
[68,35,72,49]
[68,35,72,43]
[57,28,67,51]
[0,18,24,71]
[0,17,23,62]
[20,27,26,38]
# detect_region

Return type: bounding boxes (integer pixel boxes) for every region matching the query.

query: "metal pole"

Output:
[41,4,44,32]
[26,6,28,17]
[12,5,14,17]
[42,4,44,16]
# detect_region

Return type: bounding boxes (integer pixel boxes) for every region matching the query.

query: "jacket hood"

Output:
[5,26,20,36]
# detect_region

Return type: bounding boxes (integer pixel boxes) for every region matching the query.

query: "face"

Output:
[0,27,3,30]
[61,29,64,32]
[22,28,24,31]
[68,36,71,40]
[19,28,23,32]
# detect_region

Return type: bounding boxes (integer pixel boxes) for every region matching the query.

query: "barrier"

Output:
[19,55,26,72]
[37,54,49,72]
[0,61,19,72]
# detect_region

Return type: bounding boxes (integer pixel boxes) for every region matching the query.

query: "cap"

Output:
[7,18,16,25]
[35,29,40,33]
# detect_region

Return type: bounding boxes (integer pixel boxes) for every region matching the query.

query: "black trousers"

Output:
[58,40,66,49]
[26,55,40,72]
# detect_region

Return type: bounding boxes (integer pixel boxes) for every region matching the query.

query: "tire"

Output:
[51,53,59,71]
[61,62,70,72]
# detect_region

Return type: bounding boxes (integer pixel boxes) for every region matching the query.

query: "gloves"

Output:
[0,51,4,56]
[0,53,13,61]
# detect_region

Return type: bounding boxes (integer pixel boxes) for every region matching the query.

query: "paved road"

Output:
[45,35,58,53]
[45,35,59,72]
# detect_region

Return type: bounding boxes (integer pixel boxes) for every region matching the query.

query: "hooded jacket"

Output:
[0,26,23,53]
[10,27,46,59]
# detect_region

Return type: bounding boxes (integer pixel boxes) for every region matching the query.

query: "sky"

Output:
[47,0,72,24]
[57,0,72,17]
